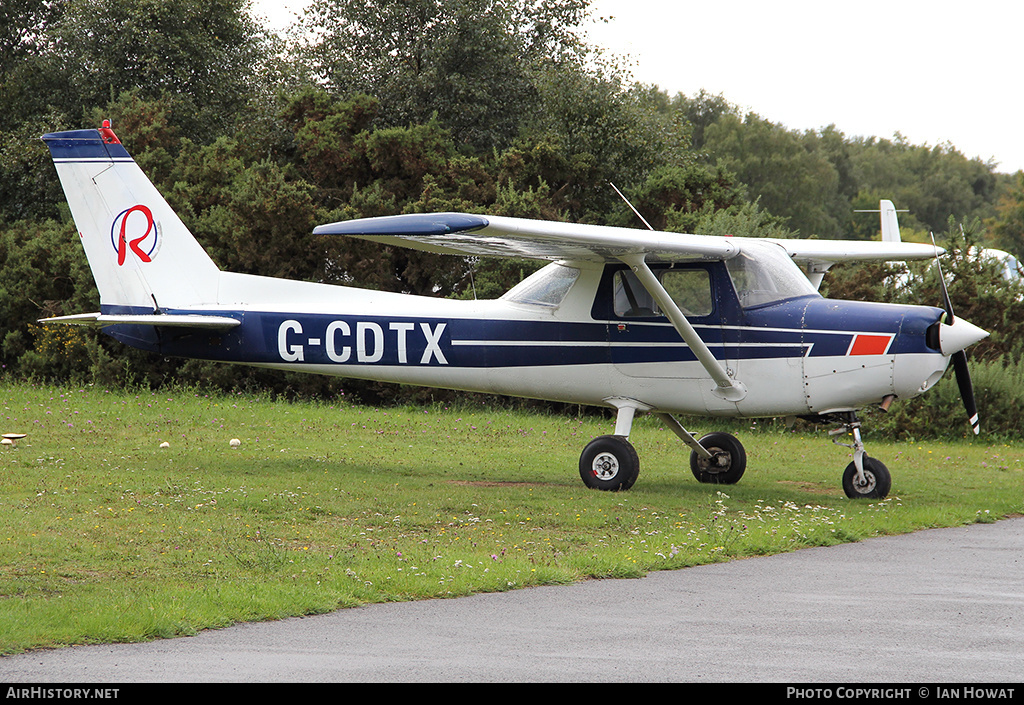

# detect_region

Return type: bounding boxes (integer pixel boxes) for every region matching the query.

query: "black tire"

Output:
[842,456,891,499]
[690,432,746,484]
[579,435,640,491]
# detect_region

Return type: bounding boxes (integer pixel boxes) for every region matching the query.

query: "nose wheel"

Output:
[842,457,891,499]
[829,412,892,499]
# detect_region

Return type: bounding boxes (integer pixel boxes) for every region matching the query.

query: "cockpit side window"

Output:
[613,267,713,318]
[660,269,714,316]
[613,270,654,317]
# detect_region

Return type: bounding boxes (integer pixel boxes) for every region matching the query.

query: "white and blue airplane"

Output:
[40,123,989,499]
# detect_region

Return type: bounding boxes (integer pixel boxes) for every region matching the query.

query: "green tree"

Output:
[0,0,272,222]
[702,112,843,237]
[515,62,690,222]
[0,112,73,223]
[301,0,593,152]
[0,0,64,72]
[170,141,321,280]
[687,199,795,239]
[46,0,266,135]
[282,88,479,296]
[0,0,72,122]
[630,163,743,232]
[0,1,75,222]
[668,89,735,153]
[846,134,999,234]
[0,217,98,378]
[989,172,1024,260]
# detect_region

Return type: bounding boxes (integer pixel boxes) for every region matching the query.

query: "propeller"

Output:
[931,232,982,435]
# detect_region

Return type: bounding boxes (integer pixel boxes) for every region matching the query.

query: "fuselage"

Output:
[102,259,951,418]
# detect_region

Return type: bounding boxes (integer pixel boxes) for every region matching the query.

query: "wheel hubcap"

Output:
[699,448,730,474]
[854,471,877,493]
[592,452,619,480]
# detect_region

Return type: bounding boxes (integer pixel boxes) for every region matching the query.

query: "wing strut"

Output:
[619,254,746,402]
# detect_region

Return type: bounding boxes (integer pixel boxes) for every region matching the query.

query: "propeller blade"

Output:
[951,350,980,435]
[930,231,980,434]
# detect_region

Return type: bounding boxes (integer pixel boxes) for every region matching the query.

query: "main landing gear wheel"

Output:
[690,432,746,484]
[579,435,640,491]
[842,457,891,499]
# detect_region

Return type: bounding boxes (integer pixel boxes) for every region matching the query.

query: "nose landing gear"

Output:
[828,412,892,499]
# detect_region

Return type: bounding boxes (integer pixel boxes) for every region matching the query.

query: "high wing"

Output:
[314,213,738,262]
[765,237,941,266]
[315,212,942,270]
[765,237,942,288]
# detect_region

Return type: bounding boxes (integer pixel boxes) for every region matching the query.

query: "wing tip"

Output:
[314,213,489,237]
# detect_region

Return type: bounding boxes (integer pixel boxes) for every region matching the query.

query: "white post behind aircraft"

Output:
[40,123,989,499]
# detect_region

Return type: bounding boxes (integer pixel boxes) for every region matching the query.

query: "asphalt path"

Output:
[2,518,1022,683]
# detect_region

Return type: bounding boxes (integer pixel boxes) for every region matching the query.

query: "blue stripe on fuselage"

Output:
[793,297,943,356]
[99,298,944,369]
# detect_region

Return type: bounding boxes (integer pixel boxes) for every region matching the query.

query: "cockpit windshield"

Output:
[726,241,820,308]
[503,263,580,307]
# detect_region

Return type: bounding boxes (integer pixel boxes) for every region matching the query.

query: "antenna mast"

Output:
[609,182,654,231]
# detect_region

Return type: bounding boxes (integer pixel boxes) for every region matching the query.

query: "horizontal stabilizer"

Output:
[39,313,241,329]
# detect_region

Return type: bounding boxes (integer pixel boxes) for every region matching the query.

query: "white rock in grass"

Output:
[230,438,241,448]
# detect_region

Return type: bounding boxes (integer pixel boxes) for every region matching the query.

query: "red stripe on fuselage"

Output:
[848,334,892,356]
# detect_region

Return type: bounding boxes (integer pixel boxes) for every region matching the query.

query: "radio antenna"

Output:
[609,182,654,231]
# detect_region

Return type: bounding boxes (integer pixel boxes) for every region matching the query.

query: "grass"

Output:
[1,380,1021,654]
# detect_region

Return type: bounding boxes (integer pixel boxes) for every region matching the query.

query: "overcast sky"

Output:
[256,0,1023,174]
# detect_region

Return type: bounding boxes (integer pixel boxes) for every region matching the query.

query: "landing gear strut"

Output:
[579,402,642,491]
[829,412,891,499]
[689,431,746,484]
[654,413,746,485]
[578,402,747,491]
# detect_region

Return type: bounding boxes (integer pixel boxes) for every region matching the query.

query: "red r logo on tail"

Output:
[111,205,158,266]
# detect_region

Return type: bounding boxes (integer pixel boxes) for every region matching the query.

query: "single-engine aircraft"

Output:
[40,123,989,499]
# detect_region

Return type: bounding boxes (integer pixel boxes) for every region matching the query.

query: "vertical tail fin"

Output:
[41,122,220,311]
